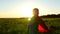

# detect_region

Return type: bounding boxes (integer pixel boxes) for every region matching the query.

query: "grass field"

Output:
[0,18,60,34]
[42,18,60,34]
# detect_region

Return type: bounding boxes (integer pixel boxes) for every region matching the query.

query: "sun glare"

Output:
[20,2,36,17]
[28,18,31,21]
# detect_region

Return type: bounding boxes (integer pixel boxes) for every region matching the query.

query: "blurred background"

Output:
[0,0,60,34]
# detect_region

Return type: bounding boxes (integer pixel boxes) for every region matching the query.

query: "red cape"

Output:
[38,21,49,33]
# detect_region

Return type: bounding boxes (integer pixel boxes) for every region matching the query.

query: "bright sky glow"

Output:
[0,0,60,18]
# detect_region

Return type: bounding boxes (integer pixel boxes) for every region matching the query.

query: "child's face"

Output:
[33,10,39,16]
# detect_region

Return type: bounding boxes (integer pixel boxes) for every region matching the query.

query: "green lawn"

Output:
[0,18,60,34]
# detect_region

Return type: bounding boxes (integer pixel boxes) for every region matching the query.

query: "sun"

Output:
[20,2,36,18]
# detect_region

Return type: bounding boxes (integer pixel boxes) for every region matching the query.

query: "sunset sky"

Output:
[0,0,60,18]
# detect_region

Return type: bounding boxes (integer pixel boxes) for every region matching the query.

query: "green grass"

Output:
[43,18,60,34]
[0,18,60,34]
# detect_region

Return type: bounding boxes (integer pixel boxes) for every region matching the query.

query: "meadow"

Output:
[0,18,60,34]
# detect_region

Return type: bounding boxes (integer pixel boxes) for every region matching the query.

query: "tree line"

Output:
[41,14,60,18]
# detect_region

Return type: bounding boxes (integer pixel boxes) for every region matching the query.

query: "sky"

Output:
[0,0,60,18]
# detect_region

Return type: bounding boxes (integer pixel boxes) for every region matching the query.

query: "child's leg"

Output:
[28,26,35,34]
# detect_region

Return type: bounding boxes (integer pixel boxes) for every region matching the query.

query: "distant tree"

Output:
[58,14,60,15]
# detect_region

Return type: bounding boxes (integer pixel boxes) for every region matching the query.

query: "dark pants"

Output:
[28,25,39,34]
[28,25,35,34]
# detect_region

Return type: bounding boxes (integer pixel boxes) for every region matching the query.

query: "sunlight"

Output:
[17,1,45,18]
[19,2,36,17]
[28,18,31,21]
